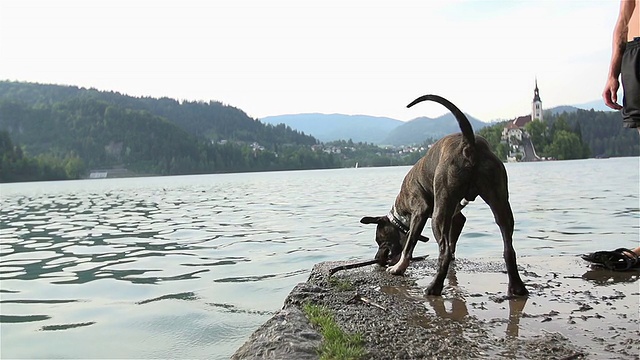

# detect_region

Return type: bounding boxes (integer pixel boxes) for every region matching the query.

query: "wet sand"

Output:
[234,255,639,359]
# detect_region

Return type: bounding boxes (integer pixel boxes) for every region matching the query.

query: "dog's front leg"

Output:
[387,215,427,275]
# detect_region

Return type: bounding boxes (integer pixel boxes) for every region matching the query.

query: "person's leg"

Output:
[621,38,640,128]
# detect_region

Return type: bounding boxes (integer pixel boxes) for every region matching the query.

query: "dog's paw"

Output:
[386,264,406,275]
[508,284,529,297]
[425,285,443,296]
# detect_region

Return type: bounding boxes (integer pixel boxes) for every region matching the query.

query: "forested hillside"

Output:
[545,109,639,157]
[0,81,316,147]
[0,81,339,181]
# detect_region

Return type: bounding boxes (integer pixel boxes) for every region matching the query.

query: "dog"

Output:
[360,94,528,297]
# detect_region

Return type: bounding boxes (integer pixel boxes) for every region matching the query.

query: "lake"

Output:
[0,157,638,359]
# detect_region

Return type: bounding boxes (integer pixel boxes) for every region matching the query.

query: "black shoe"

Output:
[581,248,640,271]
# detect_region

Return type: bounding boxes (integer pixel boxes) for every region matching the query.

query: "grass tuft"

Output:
[303,303,366,360]
[328,277,356,292]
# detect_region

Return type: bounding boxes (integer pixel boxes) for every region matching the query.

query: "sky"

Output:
[0,0,621,122]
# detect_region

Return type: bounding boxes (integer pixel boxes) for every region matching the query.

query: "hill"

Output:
[0,81,317,147]
[546,102,617,116]
[547,105,580,115]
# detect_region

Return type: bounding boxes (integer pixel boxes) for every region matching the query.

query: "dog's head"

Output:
[360,215,405,266]
[361,215,429,266]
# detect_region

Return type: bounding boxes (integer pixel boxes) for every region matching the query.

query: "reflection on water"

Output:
[423,268,470,322]
[381,267,528,338]
[0,157,638,359]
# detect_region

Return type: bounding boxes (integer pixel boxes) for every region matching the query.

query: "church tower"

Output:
[532,79,543,121]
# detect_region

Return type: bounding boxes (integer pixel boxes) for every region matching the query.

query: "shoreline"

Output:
[232,256,639,359]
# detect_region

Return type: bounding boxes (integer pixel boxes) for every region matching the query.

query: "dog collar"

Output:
[387,206,410,234]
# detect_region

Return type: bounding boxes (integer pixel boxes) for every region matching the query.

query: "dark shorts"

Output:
[621,38,640,128]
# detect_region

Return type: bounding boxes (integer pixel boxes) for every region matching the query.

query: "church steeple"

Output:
[532,78,543,121]
[533,79,541,102]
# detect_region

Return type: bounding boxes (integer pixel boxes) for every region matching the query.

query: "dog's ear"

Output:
[418,235,429,242]
[360,216,383,224]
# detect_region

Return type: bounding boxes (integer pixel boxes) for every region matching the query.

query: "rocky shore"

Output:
[232,256,639,360]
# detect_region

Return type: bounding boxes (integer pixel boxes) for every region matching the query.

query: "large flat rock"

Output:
[233,256,640,359]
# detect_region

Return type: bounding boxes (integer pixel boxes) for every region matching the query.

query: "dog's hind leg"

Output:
[485,197,528,297]
[449,212,466,260]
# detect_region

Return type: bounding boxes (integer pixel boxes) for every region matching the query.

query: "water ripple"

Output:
[207,302,275,316]
[137,292,199,305]
[40,322,96,331]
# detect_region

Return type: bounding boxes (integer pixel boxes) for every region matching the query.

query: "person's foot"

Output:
[581,248,640,271]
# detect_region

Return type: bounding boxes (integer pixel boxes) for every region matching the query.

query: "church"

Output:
[501,81,543,161]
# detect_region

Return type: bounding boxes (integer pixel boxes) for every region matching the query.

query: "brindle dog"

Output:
[361,95,528,297]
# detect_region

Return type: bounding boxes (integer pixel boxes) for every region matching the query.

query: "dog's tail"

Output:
[407,95,475,146]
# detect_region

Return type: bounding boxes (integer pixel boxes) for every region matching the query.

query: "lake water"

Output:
[1,157,638,359]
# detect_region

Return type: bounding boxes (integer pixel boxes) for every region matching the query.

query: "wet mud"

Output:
[233,256,639,359]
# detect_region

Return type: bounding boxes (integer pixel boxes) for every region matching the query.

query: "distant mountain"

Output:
[260,114,402,144]
[383,113,488,146]
[260,112,488,145]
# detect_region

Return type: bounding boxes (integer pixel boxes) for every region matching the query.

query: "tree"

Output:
[546,130,583,160]
[64,155,85,178]
[0,130,76,182]
[477,123,509,160]
[524,120,548,153]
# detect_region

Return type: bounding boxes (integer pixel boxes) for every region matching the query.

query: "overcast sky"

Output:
[0,0,621,122]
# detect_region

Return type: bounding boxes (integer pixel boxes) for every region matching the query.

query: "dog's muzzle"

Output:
[375,247,390,266]
[375,243,402,266]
